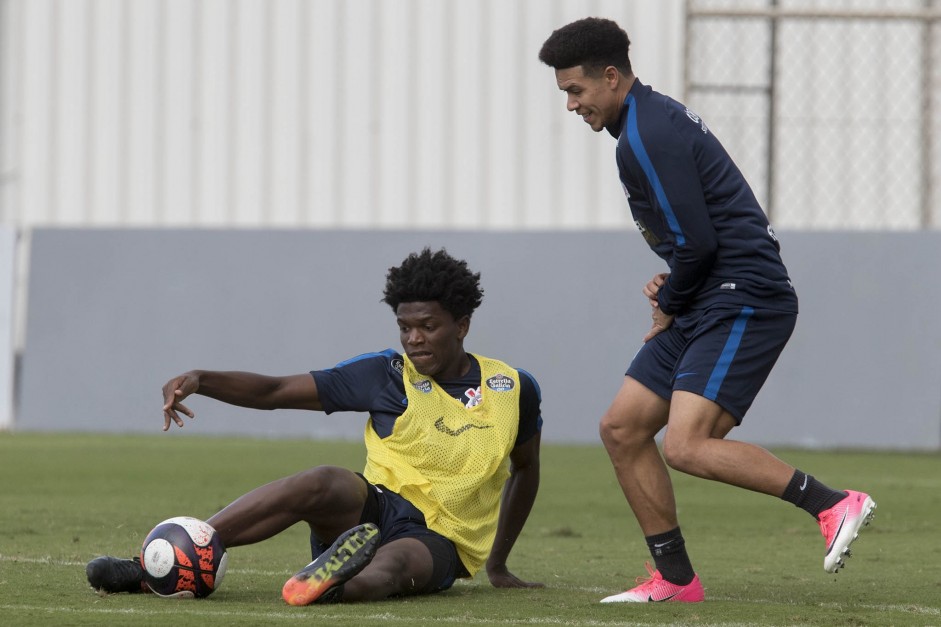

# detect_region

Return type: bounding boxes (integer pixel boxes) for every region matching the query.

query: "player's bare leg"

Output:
[86,466,365,597]
[663,390,876,573]
[282,532,438,604]
[598,376,704,602]
[342,538,437,601]
[599,377,675,535]
[208,465,368,547]
[661,391,793,496]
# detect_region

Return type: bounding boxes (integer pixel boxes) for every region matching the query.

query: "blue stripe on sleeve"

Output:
[625,93,686,246]
[517,368,542,402]
[334,348,397,368]
[704,306,754,400]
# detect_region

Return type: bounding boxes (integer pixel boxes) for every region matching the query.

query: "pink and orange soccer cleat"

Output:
[281,523,380,606]
[818,489,876,573]
[600,562,704,603]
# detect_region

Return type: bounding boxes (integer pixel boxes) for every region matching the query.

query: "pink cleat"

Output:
[818,489,876,573]
[600,562,704,603]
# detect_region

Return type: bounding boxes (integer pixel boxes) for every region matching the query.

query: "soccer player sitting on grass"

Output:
[86,248,544,604]
[538,17,876,603]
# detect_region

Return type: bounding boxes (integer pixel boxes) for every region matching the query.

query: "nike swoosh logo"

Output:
[648,591,680,602]
[434,417,493,436]
[653,541,671,548]
[799,475,808,491]
[827,512,848,554]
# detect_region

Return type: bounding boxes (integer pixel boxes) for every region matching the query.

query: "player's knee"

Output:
[282,466,340,507]
[599,413,627,448]
[599,412,655,450]
[661,437,698,473]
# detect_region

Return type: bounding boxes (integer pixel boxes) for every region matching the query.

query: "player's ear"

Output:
[456,315,470,340]
[604,65,620,87]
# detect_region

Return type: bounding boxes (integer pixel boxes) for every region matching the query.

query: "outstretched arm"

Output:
[162,370,321,430]
[485,431,544,588]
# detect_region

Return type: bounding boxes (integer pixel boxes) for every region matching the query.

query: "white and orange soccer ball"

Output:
[140,516,228,598]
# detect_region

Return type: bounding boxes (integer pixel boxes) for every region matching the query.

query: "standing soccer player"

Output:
[539,17,875,603]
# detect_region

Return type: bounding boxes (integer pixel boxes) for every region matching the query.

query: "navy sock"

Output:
[781,470,847,518]
[645,527,695,586]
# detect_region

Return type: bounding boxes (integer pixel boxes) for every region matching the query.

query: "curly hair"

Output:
[382,248,484,320]
[538,17,632,77]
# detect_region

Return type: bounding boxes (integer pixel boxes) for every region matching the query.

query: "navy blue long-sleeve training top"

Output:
[610,79,798,315]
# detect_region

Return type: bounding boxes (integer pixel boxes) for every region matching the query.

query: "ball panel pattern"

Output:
[140,517,227,598]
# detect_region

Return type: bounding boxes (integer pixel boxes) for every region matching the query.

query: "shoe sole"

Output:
[281,523,380,606]
[600,591,704,603]
[600,573,705,603]
[825,496,877,573]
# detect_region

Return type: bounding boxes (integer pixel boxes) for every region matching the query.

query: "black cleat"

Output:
[86,556,148,594]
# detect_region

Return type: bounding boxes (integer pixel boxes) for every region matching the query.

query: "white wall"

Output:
[0,224,16,430]
[0,226,15,429]
[0,0,684,230]
[2,1,935,231]
[2,0,936,438]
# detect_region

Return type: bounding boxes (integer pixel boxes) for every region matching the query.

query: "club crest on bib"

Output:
[486,374,515,392]
[464,387,482,408]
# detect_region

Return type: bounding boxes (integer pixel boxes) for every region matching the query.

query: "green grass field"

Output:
[1,433,939,626]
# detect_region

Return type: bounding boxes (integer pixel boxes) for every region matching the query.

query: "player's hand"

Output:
[643,272,670,306]
[486,563,545,589]
[643,304,674,343]
[162,372,199,430]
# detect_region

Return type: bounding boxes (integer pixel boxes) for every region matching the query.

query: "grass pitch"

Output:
[1,432,939,626]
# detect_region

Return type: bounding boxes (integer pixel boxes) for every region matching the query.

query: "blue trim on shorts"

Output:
[704,306,754,400]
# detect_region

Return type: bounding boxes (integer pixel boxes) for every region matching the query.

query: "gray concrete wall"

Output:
[16,229,941,450]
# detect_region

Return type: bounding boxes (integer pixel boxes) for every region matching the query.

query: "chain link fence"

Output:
[685,0,940,229]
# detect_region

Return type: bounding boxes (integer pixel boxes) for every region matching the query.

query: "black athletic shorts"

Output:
[309,474,470,594]
[627,304,797,423]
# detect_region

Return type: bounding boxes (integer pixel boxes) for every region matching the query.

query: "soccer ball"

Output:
[140,516,228,598]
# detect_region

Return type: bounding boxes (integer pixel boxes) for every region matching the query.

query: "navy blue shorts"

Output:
[309,474,469,594]
[626,305,797,423]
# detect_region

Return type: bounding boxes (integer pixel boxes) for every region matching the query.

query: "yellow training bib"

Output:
[363,354,521,575]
